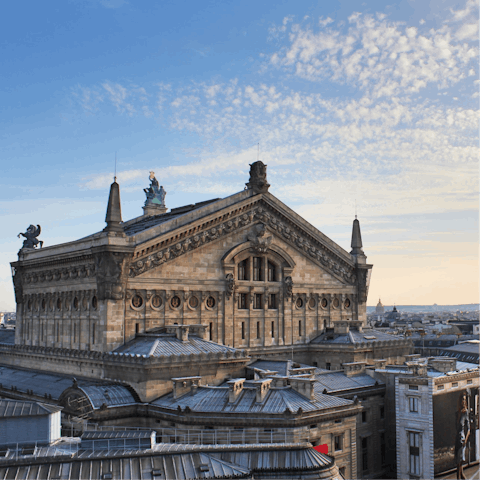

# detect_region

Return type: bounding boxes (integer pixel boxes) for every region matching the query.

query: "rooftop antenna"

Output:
[257,142,259,161]
[355,199,357,219]
[114,152,117,182]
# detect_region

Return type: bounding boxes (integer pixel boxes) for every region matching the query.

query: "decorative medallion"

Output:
[171,296,181,308]
[295,297,304,309]
[82,297,88,310]
[308,297,316,309]
[321,298,328,309]
[333,298,340,308]
[73,297,79,310]
[151,295,163,309]
[92,296,98,310]
[57,298,62,311]
[189,296,199,309]
[344,298,351,309]
[206,296,216,309]
[132,295,143,309]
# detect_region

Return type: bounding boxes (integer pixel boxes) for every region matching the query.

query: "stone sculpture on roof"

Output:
[17,225,43,249]
[144,171,166,207]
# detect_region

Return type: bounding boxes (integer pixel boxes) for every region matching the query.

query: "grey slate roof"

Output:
[0,442,340,480]
[248,360,329,376]
[123,198,220,236]
[0,399,61,417]
[152,382,352,414]
[314,371,383,393]
[0,365,134,402]
[114,334,239,357]
[311,328,402,344]
[82,430,154,440]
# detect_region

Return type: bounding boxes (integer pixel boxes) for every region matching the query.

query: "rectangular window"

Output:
[437,384,444,390]
[467,380,472,385]
[381,433,386,466]
[56,323,59,342]
[253,257,263,281]
[254,294,263,309]
[135,323,139,334]
[256,321,260,339]
[73,323,77,343]
[380,406,385,419]
[326,362,331,371]
[268,293,277,309]
[298,320,302,336]
[409,397,419,413]
[238,259,248,280]
[409,432,420,476]
[409,385,418,390]
[92,324,95,345]
[267,261,276,281]
[241,322,245,340]
[238,293,248,309]
[334,435,343,451]
[362,411,367,423]
[362,437,368,471]
[271,321,275,338]
[209,322,213,340]
[452,382,458,387]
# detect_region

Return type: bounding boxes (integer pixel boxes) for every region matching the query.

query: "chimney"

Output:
[343,362,367,377]
[104,180,123,233]
[374,359,387,369]
[178,326,189,342]
[227,378,245,403]
[172,376,201,399]
[254,378,272,403]
[288,367,316,377]
[289,378,316,401]
[334,321,350,335]
[188,324,208,340]
[406,362,428,377]
[429,357,457,373]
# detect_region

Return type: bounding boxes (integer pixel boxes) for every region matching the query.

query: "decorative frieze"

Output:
[22,263,96,285]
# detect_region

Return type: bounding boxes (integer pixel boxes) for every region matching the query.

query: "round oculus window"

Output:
[296,297,304,308]
[91,296,98,310]
[308,298,316,309]
[189,296,199,308]
[344,298,351,309]
[206,296,216,309]
[73,297,79,310]
[321,298,328,308]
[333,298,340,308]
[57,298,62,310]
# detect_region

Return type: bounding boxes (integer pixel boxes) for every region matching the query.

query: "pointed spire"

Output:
[104,179,123,232]
[350,217,364,256]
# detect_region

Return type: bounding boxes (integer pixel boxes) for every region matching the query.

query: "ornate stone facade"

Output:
[12,162,372,355]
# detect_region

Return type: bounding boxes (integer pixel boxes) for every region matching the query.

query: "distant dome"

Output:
[375,299,385,315]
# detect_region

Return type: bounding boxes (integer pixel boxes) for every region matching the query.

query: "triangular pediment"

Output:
[128,192,356,286]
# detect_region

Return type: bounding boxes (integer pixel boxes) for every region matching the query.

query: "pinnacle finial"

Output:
[350,217,364,256]
[104,179,123,232]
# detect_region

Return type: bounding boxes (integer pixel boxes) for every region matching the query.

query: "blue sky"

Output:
[0,0,478,310]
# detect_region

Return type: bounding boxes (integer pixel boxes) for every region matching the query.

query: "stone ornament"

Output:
[151,295,163,309]
[132,295,143,309]
[18,224,43,249]
[206,296,216,309]
[321,298,328,309]
[344,298,351,309]
[189,296,199,309]
[295,297,304,309]
[247,223,273,254]
[91,296,98,310]
[225,274,235,298]
[308,297,316,309]
[332,297,340,309]
[284,276,293,297]
[94,252,129,301]
[170,296,181,308]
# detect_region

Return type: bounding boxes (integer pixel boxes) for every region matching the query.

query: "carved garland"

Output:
[129,201,356,284]
[23,264,96,284]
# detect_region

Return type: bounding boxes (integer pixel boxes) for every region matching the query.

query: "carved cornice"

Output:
[129,199,357,285]
[12,253,95,271]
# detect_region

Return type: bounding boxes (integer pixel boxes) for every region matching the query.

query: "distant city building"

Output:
[375,299,385,315]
